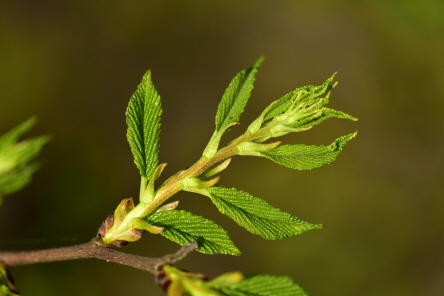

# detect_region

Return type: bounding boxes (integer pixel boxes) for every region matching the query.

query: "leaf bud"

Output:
[236,141,281,156]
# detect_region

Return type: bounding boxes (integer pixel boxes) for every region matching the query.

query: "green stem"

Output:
[102,127,272,244]
[144,127,271,215]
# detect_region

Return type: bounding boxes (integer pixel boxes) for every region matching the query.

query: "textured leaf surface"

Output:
[215,57,263,131]
[263,74,336,121]
[126,71,162,178]
[207,186,322,240]
[263,74,356,130]
[260,132,357,170]
[212,274,307,296]
[0,263,20,296]
[0,118,50,204]
[146,210,240,255]
[288,107,357,129]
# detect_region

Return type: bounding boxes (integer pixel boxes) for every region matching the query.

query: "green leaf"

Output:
[0,263,20,296]
[215,57,264,132]
[0,164,40,200]
[126,71,162,179]
[211,274,307,296]
[161,265,222,296]
[161,266,308,296]
[260,132,357,170]
[206,186,323,240]
[288,107,357,130]
[262,74,357,133]
[0,117,36,150]
[263,73,336,121]
[0,118,50,204]
[146,210,241,255]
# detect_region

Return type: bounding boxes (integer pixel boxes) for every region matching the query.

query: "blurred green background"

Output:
[1,1,443,295]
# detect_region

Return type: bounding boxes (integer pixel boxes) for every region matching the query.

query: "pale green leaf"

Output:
[288,107,357,129]
[126,71,162,179]
[0,117,36,150]
[211,274,307,296]
[260,132,357,170]
[0,164,40,203]
[207,186,323,240]
[0,136,49,175]
[0,118,50,205]
[162,265,222,296]
[146,210,241,255]
[215,57,264,132]
[263,73,336,121]
[262,74,357,131]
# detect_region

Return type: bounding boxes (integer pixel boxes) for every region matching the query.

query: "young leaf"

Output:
[215,57,264,132]
[263,73,337,121]
[160,266,307,296]
[262,74,357,133]
[146,209,241,255]
[0,117,37,151]
[211,274,308,296]
[160,265,221,296]
[0,164,40,202]
[206,186,323,240]
[0,118,50,204]
[126,71,162,179]
[260,132,357,170]
[287,107,357,130]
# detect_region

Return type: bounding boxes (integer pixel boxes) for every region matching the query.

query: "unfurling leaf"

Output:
[206,186,323,240]
[147,210,241,255]
[157,266,308,296]
[0,118,50,204]
[215,57,263,132]
[158,265,221,296]
[262,73,357,134]
[126,71,162,179]
[210,274,308,296]
[263,73,337,122]
[260,132,357,170]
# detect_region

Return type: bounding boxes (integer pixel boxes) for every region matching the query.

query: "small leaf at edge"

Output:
[211,274,308,296]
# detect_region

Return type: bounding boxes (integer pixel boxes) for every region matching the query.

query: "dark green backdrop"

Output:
[1,1,443,295]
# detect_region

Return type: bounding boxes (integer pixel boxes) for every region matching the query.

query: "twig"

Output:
[0,237,198,274]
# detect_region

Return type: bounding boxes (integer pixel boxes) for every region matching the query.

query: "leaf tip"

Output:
[314,223,324,229]
[255,56,265,68]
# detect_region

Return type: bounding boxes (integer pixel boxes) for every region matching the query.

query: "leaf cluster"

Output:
[0,58,357,296]
[100,57,357,256]
[158,265,308,296]
[0,118,50,205]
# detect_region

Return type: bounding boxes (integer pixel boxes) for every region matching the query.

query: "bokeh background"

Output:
[1,1,443,295]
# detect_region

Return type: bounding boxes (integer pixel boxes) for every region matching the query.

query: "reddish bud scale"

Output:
[155,267,171,292]
[97,213,115,239]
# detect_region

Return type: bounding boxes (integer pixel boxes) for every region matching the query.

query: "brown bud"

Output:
[132,228,146,237]
[110,240,129,248]
[97,223,106,238]
[155,266,171,292]
[97,213,114,238]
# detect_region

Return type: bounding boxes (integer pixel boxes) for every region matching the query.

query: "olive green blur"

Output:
[1,1,443,295]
